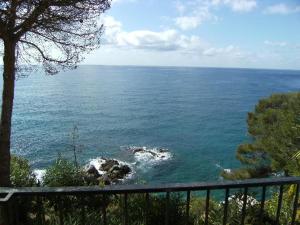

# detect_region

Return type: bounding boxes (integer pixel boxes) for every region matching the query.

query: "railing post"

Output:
[57,196,64,225]
[165,191,170,225]
[145,193,150,225]
[123,193,128,225]
[0,197,14,225]
[223,188,229,225]
[241,187,248,225]
[275,185,284,225]
[80,196,86,225]
[102,194,108,225]
[291,184,299,225]
[186,190,190,225]
[37,196,45,225]
[0,202,8,225]
[205,189,210,225]
[259,186,266,224]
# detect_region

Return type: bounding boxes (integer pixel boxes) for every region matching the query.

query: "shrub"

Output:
[43,157,85,187]
[10,155,36,187]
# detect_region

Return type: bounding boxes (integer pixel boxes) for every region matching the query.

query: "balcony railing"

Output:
[0,176,299,225]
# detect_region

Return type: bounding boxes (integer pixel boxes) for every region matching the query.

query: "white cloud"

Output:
[175,1,187,14]
[264,3,300,15]
[202,45,244,58]
[100,15,246,61]
[264,40,288,47]
[101,16,206,52]
[223,0,257,12]
[174,1,217,30]
[175,16,205,30]
[173,0,256,30]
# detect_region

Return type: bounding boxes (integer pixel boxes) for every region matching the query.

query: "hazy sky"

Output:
[83,0,300,70]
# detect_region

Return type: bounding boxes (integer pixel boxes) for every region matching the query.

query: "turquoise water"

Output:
[6,66,300,184]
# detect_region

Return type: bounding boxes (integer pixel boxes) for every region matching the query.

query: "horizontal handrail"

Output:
[0,177,299,198]
[0,192,13,202]
[1,176,299,225]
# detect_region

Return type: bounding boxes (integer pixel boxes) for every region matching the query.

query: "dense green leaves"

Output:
[43,157,85,186]
[10,155,36,187]
[224,92,300,180]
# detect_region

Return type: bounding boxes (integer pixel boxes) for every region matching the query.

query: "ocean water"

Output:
[4,66,300,184]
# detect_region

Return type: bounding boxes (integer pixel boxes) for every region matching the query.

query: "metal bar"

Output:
[1,177,300,196]
[241,187,248,225]
[102,194,107,225]
[15,197,20,225]
[223,188,229,225]
[205,189,210,225]
[275,185,284,225]
[259,186,266,224]
[145,193,150,225]
[0,178,298,225]
[291,184,299,225]
[37,196,45,225]
[124,193,128,225]
[8,197,15,225]
[80,197,86,225]
[0,201,11,225]
[165,191,170,225]
[186,190,190,225]
[58,196,64,225]
[0,192,13,202]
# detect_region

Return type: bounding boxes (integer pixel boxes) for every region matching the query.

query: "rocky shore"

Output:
[34,146,172,185]
[86,158,132,185]
[85,147,172,185]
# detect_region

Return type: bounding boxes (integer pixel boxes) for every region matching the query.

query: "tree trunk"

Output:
[0,40,16,187]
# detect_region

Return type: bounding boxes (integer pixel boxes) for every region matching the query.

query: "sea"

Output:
[4,66,300,184]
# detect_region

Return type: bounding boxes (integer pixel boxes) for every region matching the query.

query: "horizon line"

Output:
[0,64,299,72]
[79,64,300,72]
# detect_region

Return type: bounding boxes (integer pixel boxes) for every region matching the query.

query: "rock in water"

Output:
[132,148,144,154]
[101,159,119,172]
[159,148,168,153]
[99,174,111,185]
[108,165,132,182]
[87,165,100,178]
[120,165,131,174]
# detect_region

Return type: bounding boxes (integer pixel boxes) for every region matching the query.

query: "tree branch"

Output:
[19,39,70,64]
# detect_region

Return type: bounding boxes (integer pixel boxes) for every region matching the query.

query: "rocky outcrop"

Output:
[86,158,132,185]
[101,159,119,172]
[87,165,100,178]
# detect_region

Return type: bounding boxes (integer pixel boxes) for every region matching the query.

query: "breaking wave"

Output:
[33,146,172,183]
[128,146,172,165]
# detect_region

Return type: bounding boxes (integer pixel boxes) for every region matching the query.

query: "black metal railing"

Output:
[0,176,299,225]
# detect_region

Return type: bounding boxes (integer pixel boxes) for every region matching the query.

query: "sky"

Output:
[83,0,300,70]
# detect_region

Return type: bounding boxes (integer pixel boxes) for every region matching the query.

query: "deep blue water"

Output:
[5,66,300,184]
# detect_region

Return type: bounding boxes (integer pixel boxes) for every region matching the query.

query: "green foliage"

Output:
[43,157,85,187]
[221,167,272,180]
[265,190,294,225]
[224,92,300,179]
[10,155,36,187]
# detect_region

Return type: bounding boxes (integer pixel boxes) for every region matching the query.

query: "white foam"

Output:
[223,168,232,173]
[215,163,231,173]
[33,169,46,183]
[87,157,107,175]
[86,157,134,182]
[129,146,172,166]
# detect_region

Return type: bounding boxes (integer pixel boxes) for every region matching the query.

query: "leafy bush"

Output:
[224,92,300,179]
[10,155,36,187]
[43,157,85,187]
